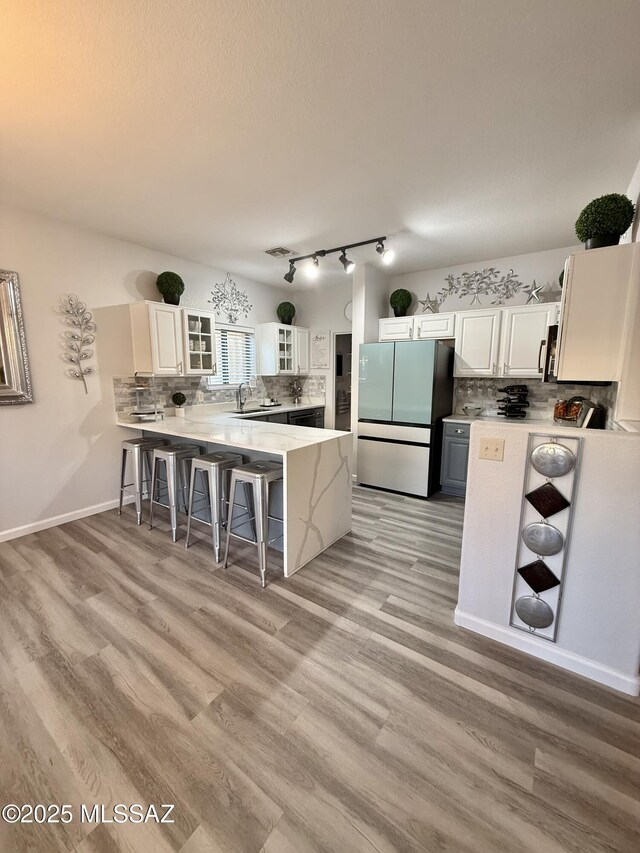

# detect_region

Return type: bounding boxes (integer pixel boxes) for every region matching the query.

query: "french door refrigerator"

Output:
[357,340,453,497]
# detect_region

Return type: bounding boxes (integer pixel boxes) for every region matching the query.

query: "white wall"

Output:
[456,421,640,695]
[292,282,352,429]
[388,245,577,314]
[350,264,389,472]
[0,204,287,539]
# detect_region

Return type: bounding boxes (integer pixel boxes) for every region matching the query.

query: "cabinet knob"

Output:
[503,363,508,375]
[454,428,465,434]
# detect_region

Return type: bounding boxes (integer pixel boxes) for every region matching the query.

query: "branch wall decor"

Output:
[419,267,525,312]
[58,293,96,394]
[208,273,252,324]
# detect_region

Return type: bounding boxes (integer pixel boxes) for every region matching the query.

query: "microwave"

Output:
[541,324,559,383]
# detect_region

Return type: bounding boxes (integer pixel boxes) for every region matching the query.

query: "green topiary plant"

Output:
[172,391,186,408]
[575,193,635,249]
[156,271,185,305]
[389,288,412,317]
[276,301,296,325]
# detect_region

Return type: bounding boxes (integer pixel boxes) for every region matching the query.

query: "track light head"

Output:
[305,256,320,280]
[376,240,394,266]
[283,262,296,284]
[338,251,356,274]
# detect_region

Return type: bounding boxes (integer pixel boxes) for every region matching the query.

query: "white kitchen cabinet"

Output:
[454,309,502,376]
[499,303,559,377]
[379,317,414,341]
[413,312,456,339]
[182,308,217,375]
[379,313,456,341]
[256,323,309,375]
[129,302,184,375]
[557,244,637,382]
[295,328,310,374]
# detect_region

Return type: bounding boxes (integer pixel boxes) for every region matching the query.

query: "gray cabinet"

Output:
[441,421,470,496]
[242,407,324,427]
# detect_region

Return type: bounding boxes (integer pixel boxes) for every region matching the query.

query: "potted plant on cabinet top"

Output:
[277,301,296,325]
[575,193,635,250]
[389,288,412,317]
[156,271,185,305]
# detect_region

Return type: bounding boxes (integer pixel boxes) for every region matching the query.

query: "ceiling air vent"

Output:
[265,246,297,258]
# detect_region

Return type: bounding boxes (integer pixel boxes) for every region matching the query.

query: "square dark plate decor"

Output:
[525,482,570,518]
[518,559,560,593]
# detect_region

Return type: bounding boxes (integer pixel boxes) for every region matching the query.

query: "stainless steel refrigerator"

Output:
[357,340,453,497]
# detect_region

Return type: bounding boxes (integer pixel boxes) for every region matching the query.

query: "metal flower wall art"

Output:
[208,273,253,324]
[419,267,524,312]
[58,293,96,394]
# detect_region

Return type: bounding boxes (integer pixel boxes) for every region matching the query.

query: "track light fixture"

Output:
[376,239,395,266]
[283,235,393,282]
[304,256,320,280]
[338,250,355,274]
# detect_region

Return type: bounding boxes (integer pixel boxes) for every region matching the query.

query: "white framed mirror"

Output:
[0,270,34,405]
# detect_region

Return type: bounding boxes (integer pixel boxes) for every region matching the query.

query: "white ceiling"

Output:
[1,0,639,289]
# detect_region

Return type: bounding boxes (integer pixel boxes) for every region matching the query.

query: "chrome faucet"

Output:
[291,379,303,404]
[236,381,251,413]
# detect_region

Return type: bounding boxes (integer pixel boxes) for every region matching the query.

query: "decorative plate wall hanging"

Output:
[530,441,576,478]
[524,482,570,518]
[522,522,564,556]
[517,560,560,593]
[515,596,555,629]
[510,433,583,643]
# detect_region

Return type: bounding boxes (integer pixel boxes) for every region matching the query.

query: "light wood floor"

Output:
[0,488,638,852]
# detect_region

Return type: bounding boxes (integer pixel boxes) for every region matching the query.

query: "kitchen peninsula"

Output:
[117,406,353,577]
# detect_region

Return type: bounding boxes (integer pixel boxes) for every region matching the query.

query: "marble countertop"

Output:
[230,400,325,418]
[117,400,346,455]
[615,420,640,434]
[444,413,555,427]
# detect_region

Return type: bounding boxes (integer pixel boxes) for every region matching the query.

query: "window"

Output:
[210,324,255,385]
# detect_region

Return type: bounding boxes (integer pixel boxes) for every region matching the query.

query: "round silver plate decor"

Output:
[522,521,564,556]
[530,442,576,478]
[515,595,554,629]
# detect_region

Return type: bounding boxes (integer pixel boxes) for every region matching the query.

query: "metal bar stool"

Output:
[184,451,245,562]
[223,460,284,588]
[149,444,201,542]
[118,437,168,524]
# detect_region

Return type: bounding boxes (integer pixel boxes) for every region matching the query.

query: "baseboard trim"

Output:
[454,608,640,697]
[0,497,134,543]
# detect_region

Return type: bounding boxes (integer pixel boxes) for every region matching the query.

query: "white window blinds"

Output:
[213,326,256,385]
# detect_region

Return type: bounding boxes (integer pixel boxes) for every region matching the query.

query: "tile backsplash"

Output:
[453,377,617,425]
[113,374,326,414]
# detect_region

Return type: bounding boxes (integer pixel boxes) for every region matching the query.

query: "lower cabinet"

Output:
[440,421,470,496]
[243,407,325,427]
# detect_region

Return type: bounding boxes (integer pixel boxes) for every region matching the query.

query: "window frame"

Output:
[208,322,256,387]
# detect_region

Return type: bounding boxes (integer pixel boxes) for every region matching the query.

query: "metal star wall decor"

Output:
[524,279,544,304]
[418,295,441,314]
[208,273,253,324]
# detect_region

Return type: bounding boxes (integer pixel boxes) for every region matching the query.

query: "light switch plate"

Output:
[479,437,505,461]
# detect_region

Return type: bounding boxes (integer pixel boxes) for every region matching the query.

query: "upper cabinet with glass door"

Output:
[182,308,217,375]
[256,323,309,375]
